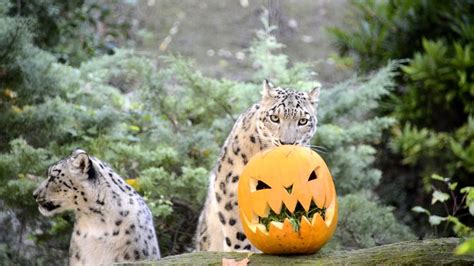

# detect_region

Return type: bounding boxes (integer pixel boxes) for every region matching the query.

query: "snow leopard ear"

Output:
[308,85,321,105]
[70,150,95,180]
[261,79,278,101]
[71,148,87,157]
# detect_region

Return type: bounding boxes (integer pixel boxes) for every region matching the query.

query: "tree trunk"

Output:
[156,238,474,265]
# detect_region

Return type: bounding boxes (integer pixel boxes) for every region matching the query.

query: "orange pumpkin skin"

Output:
[238,145,338,254]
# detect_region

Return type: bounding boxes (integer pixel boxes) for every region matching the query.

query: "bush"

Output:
[7,0,134,66]
[328,0,473,72]
[330,193,414,250]
[329,0,474,238]
[398,39,473,130]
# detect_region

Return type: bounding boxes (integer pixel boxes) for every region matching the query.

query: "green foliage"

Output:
[316,63,398,194]
[399,39,474,129]
[328,0,473,72]
[412,174,473,238]
[328,193,414,250]
[456,237,474,255]
[0,139,54,210]
[314,62,415,247]
[0,4,61,118]
[7,0,134,65]
[249,9,315,87]
[0,139,70,265]
[330,0,474,241]
[390,116,474,191]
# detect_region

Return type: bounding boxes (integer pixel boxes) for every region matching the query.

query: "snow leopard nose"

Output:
[33,187,41,200]
[33,190,38,200]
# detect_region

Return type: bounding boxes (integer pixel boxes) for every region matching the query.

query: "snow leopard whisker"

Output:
[304,144,329,154]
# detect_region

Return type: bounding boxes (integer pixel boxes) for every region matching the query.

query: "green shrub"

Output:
[412,174,473,238]
[392,38,474,236]
[329,0,474,238]
[398,39,473,129]
[328,0,473,72]
[7,0,134,65]
[328,193,414,250]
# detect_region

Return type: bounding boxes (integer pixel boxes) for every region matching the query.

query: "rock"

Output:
[154,238,474,265]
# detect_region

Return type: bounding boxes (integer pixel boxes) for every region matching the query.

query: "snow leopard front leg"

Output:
[195,172,225,251]
[198,107,260,251]
[213,142,254,252]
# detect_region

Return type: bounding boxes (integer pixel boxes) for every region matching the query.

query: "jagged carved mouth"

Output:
[257,199,326,232]
[251,174,327,233]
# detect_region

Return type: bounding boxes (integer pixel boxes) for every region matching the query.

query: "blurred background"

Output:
[0,0,473,264]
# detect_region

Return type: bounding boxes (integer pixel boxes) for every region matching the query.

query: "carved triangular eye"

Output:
[308,171,318,181]
[256,180,271,190]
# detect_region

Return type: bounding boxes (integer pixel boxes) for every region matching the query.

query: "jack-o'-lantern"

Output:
[238,145,337,254]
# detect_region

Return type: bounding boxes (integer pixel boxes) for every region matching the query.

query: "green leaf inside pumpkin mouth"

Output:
[258,199,326,232]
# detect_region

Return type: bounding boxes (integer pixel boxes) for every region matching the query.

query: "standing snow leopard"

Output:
[195,80,320,251]
[33,149,160,265]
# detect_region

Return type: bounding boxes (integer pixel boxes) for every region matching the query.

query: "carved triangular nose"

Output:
[285,184,293,195]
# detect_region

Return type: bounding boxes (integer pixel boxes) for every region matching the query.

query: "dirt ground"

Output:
[132,0,353,87]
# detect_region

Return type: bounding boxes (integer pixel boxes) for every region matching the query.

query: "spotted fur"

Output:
[195,80,320,251]
[33,149,160,265]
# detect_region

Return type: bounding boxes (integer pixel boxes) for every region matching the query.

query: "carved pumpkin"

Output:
[238,145,337,254]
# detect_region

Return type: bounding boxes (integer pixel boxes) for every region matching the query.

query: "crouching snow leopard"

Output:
[195,80,320,251]
[33,149,160,265]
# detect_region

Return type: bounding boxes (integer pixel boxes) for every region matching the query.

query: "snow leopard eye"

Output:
[269,115,280,123]
[298,118,308,126]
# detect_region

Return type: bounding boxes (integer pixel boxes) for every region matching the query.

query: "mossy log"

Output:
[154,238,474,265]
